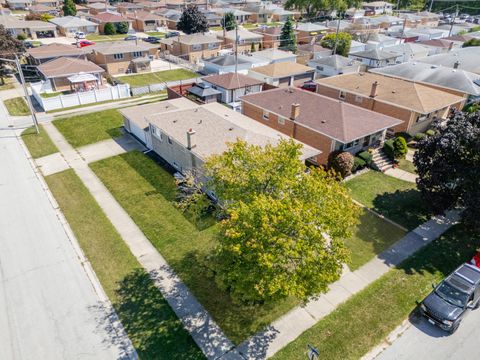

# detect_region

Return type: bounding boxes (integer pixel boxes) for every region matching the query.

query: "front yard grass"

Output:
[346,171,429,230]
[90,151,412,342]
[273,224,479,360]
[86,33,130,41]
[397,159,417,174]
[53,109,124,148]
[4,96,30,116]
[116,69,198,87]
[21,125,58,159]
[45,169,204,360]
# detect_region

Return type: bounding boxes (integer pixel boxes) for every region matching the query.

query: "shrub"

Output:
[328,151,354,178]
[16,33,27,41]
[115,21,129,34]
[352,156,366,172]
[357,151,372,165]
[425,129,436,136]
[393,136,408,159]
[395,131,412,142]
[383,139,395,160]
[414,132,426,141]
[104,22,116,35]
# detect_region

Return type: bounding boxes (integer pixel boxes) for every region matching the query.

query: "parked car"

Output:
[471,252,480,268]
[300,81,317,92]
[78,40,95,48]
[420,263,480,333]
[75,31,86,39]
[124,35,137,41]
[143,36,161,43]
[24,41,34,49]
[165,31,180,38]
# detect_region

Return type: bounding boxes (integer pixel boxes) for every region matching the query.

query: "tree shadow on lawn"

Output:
[372,189,431,231]
[93,269,205,360]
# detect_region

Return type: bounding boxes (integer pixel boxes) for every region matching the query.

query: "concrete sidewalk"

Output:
[41,122,240,360]
[237,210,460,359]
[384,167,417,183]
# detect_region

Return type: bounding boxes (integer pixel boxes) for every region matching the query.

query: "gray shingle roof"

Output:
[417,47,480,74]
[49,16,98,28]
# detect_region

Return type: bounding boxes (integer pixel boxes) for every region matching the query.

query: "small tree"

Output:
[320,32,352,57]
[221,12,236,32]
[328,151,354,178]
[279,17,297,53]
[62,0,76,16]
[393,136,408,159]
[177,5,208,34]
[0,25,25,85]
[40,13,54,22]
[463,38,480,48]
[17,33,27,41]
[115,21,129,34]
[104,22,116,35]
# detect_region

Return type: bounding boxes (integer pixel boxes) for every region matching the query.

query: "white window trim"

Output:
[339,90,346,100]
[262,110,269,120]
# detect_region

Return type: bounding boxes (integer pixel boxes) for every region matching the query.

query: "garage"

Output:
[123,116,152,149]
[35,30,56,38]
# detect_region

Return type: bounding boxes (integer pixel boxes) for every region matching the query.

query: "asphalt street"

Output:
[0,108,132,358]
[376,303,480,360]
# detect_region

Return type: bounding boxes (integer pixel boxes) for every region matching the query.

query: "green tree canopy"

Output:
[280,17,297,53]
[284,0,361,18]
[221,12,236,32]
[463,38,480,48]
[115,21,129,34]
[0,25,25,85]
[177,5,208,34]
[320,32,352,56]
[103,22,116,35]
[62,0,76,16]
[205,139,359,303]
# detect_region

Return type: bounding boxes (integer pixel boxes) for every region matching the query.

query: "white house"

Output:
[308,55,362,77]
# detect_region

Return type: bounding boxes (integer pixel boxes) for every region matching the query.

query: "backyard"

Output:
[346,170,429,230]
[116,69,198,87]
[45,169,204,360]
[21,125,58,159]
[90,151,410,342]
[4,96,30,116]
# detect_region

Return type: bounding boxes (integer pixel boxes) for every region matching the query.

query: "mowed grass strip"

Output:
[4,96,30,116]
[273,225,480,360]
[21,125,58,159]
[116,69,198,87]
[346,171,429,230]
[53,109,124,148]
[45,169,204,360]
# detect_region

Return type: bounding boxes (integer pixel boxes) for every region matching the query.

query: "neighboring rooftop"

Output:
[251,48,296,61]
[27,43,86,59]
[37,57,104,78]
[176,33,222,45]
[49,16,98,28]
[295,22,329,32]
[220,28,263,41]
[417,47,480,74]
[203,54,251,67]
[90,41,157,54]
[350,48,400,60]
[249,61,314,78]
[310,55,361,70]
[240,87,402,143]
[91,12,131,23]
[202,72,263,90]
[316,72,465,113]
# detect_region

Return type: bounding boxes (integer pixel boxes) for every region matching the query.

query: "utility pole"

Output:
[428,0,434,13]
[332,17,341,55]
[400,17,407,40]
[448,4,458,37]
[234,22,238,74]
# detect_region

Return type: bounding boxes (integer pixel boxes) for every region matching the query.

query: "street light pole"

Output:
[0,55,39,133]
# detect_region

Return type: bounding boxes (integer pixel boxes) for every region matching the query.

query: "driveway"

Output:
[375,307,480,359]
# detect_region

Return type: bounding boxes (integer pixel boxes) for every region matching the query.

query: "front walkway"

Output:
[40,122,239,359]
[384,167,418,183]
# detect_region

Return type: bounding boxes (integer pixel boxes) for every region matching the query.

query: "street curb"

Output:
[16,130,138,360]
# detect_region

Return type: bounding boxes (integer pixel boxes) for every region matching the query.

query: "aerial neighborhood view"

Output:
[1,0,480,357]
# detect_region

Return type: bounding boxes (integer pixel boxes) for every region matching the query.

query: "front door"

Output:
[363,135,370,147]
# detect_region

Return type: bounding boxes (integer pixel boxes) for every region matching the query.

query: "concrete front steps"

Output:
[372,148,394,172]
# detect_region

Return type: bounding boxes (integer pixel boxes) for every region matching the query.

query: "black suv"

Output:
[420,263,480,333]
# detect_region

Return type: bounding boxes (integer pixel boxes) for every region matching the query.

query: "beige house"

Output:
[248,61,315,87]
[169,34,223,62]
[218,29,264,53]
[27,43,87,65]
[87,41,158,75]
[127,10,166,32]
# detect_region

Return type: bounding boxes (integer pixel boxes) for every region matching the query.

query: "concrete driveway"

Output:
[375,306,480,359]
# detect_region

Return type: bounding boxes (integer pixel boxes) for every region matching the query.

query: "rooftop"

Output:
[350,48,401,60]
[249,61,314,78]
[37,57,104,78]
[220,28,263,41]
[91,41,158,55]
[251,48,296,61]
[203,54,251,67]
[417,47,480,74]
[316,72,465,113]
[26,43,86,59]
[91,12,131,23]
[49,16,98,27]
[240,87,402,143]
[126,10,164,21]
[176,33,222,45]
[202,72,263,90]
[310,55,361,70]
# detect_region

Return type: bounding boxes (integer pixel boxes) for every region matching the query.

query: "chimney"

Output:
[369,81,379,98]
[290,103,300,120]
[187,128,196,149]
[448,41,454,51]
[453,61,460,69]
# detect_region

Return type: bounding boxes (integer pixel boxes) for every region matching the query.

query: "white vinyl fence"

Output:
[31,81,131,111]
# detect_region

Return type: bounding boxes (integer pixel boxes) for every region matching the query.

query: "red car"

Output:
[78,40,95,48]
[471,252,480,268]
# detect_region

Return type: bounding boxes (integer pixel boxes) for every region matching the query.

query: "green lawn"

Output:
[45,169,204,360]
[0,79,15,90]
[346,171,429,230]
[273,225,479,360]
[90,151,410,342]
[4,97,30,116]
[397,159,417,174]
[86,33,130,41]
[53,109,124,148]
[116,69,198,87]
[21,125,58,159]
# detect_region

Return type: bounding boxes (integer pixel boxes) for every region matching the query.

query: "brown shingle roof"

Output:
[316,72,464,114]
[26,43,86,59]
[91,12,131,23]
[202,73,263,90]
[37,57,104,78]
[240,87,402,143]
[249,61,314,78]
[126,10,163,21]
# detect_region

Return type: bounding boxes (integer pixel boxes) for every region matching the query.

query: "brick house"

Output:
[315,72,466,134]
[170,34,223,62]
[252,26,283,49]
[26,43,87,65]
[218,29,263,53]
[127,10,166,32]
[247,61,315,87]
[240,87,402,165]
[90,12,132,34]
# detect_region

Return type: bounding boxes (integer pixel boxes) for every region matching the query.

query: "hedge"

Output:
[352,156,366,172]
[357,151,373,165]
[383,139,395,160]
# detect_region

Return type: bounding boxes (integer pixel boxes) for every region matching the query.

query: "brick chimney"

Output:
[187,128,196,149]
[290,103,300,120]
[369,81,379,98]
[453,61,460,69]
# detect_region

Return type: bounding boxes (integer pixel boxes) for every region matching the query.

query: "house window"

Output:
[262,110,269,120]
[278,116,285,125]
[113,53,124,60]
[132,51,143,58]
[355,95,363,103]
[167,136,173,144]
[192,44,202,51]
[208,43,218,49]
[416,114,428,123]
[339,91,346,100]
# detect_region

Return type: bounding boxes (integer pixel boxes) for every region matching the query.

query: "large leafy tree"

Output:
[0,25,25,85]
[221,12,236,32]
[284,0,361,18]
[320,32,352,56]
[414,111,480,229]
[104,22,116,35]
[115,21,129,34]
[204,139,359,303]
[62,0,77,16]
[177,5,208,34]
[280,17,297,53]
